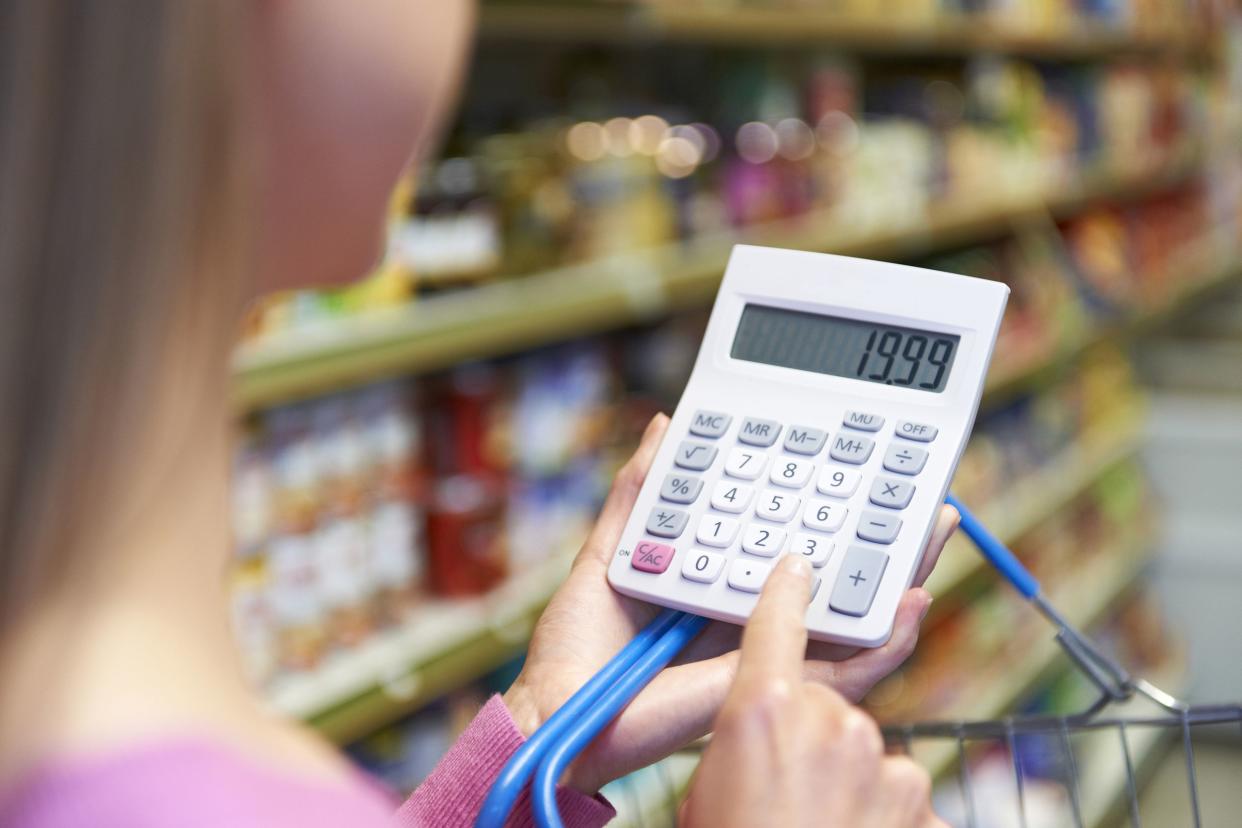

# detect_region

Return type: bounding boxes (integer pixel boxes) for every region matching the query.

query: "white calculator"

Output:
[606,245,1009,646]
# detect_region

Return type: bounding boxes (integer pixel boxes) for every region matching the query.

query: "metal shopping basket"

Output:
[610,496,1241,828]
[879,496,1242,828]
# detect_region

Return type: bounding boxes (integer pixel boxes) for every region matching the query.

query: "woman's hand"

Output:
[681,554,947,828]
[502,414,958,793]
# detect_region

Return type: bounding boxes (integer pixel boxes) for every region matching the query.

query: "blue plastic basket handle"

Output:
[944,492,1041,600]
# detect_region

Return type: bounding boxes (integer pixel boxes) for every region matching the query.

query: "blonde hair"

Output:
[0,1,250,626]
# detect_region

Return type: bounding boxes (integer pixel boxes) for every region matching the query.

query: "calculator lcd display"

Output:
[730,304,960,392]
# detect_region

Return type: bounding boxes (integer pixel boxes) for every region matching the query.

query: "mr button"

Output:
[630,540,675,574]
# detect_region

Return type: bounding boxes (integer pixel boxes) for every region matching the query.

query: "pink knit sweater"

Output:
[0,695,616,827]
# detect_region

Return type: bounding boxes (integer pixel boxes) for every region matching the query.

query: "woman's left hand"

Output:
[502,414,959,794]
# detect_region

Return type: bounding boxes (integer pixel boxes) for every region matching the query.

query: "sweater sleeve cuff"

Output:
[395,694,616,828]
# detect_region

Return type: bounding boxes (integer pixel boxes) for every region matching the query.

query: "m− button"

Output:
[737,417,782,447]
[783,425,828,456]
[689,410,732,439]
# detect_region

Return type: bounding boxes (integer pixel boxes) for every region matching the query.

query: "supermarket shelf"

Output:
[266,552,572,744]
[914,530,1154,780]
[478,4,1202,59]
[274,417,1139,743]
[922,410,1144,607]
[233,157,1204,412]
[981,255,1242,409]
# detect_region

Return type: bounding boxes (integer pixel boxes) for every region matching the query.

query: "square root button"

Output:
[630,541,675,574]
[829,546,889,617]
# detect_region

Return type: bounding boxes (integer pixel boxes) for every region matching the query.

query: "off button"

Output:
[895,420,937,442]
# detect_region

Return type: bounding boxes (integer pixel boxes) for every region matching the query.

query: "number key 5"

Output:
[755,491,800,523]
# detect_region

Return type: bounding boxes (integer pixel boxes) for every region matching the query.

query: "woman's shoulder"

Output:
[0,736,397,828]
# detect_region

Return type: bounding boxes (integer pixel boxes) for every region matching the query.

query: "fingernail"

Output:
[919,596,934,621]
[787,555,811,578]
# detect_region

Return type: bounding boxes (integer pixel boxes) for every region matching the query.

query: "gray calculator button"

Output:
[829,546,889,617]
[675,441,718,471]
[660,474,703,504]
[896,420,937,442]
[646,507,689,539]
[869,477,915,510]
[883,443,928,475]
[783,425,827,456]
[843,411,884,432]
[689,410,732,439]
[856,511,902,544]
[828,434,875,465]
[737,417,781,447]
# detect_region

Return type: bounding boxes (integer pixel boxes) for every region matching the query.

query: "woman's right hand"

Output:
[681,554,947,828]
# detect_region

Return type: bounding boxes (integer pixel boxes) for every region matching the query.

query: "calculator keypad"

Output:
[628,408,939,623]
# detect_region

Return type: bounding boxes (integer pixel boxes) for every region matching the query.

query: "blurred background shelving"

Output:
[226,2,1242,824]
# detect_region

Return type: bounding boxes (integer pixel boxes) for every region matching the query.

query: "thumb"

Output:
[576,413,669,566]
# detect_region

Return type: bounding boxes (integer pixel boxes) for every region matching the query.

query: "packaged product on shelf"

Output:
[423,364,510,595]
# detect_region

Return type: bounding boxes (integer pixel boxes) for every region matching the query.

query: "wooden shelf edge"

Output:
[233,157,1208,413]
[478,5,1205,58]
[267,553,572,743]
